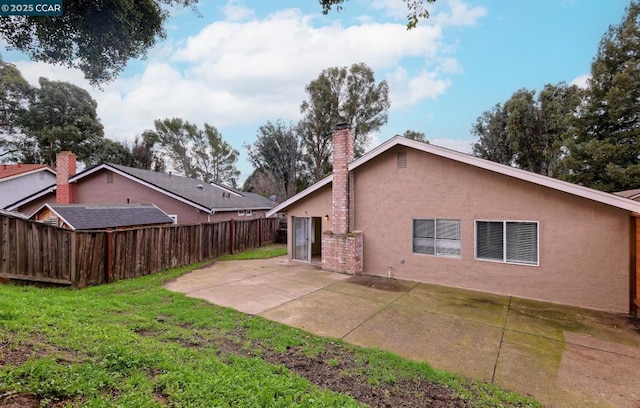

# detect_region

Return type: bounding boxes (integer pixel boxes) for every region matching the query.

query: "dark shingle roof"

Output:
[46,204,174,230]
[107,164,276,211]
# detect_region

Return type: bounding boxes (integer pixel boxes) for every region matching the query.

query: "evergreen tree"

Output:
[472,83,580,177]
[564,1,640,192]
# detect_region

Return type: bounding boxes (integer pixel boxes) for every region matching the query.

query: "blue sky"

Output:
[2,0,631,181]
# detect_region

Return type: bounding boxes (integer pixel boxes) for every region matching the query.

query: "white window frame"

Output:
[246,210,252,217]
[474,220,539,266]
[412,218,461,258]
[238,210,245,216]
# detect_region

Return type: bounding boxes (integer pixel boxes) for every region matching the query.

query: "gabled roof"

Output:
[267,135,640,216]
[0,164,54,182]
[7,163,277,213]
[32,203,174,230]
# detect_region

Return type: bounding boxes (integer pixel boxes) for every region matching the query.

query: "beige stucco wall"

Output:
[357,146,630,312]
[285,184,333,257]
[288,146,632,313]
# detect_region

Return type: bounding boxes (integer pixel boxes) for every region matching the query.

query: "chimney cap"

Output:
[335,122,351,131]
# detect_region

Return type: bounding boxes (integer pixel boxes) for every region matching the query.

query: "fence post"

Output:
[1,216,9,274]
[106,231,114,283]
[229,219,235,255]
[69,232,77,286]
[259,217,263,247]
[198,223,204,262]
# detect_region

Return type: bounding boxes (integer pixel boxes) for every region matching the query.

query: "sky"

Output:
[1,0,632,182]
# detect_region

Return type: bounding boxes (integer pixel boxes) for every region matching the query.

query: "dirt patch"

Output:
[0,392,39,408]
[171,327,469,407]
[0,341,35,367]
[346,276,409,292]
[262,344,467,407]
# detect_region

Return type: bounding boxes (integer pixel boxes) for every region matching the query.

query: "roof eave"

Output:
[266,176,333,217]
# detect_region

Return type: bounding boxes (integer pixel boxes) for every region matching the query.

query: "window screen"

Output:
[476,220,538,265]
[413,219,460,257]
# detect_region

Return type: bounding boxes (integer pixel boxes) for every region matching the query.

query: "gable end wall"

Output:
[350,146,630,312]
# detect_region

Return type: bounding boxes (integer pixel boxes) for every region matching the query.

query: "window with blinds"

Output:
[413,219,461,257]
[475,220,538,266]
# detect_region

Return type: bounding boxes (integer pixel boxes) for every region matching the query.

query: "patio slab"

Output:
[166,257,640,408]
[343,302,503,382]
[261,288,388,338]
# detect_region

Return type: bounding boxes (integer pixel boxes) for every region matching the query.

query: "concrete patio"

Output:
[165,257,640,408]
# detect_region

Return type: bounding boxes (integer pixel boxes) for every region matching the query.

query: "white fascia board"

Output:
[266,176,333,217]
[350,136,640,214]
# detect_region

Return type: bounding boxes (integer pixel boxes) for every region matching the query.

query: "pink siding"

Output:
[287,146,631,313]
[18,170,270,223]
[286,185,334,257]
[354,146,630,312]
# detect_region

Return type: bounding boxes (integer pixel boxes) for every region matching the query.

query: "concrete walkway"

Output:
[165,257,640,408]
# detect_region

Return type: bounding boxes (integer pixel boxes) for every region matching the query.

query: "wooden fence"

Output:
[0,214,279,287]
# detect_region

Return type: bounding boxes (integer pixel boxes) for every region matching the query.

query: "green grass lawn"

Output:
[0,247,538,407]
[216,244,287,261]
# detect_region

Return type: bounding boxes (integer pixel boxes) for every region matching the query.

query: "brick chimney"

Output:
[56,151,77,204]
[332,123,354,235]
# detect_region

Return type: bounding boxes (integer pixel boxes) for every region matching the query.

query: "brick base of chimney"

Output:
[321,231,363,274]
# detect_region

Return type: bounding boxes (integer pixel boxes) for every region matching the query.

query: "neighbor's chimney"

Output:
[56,151,77,204]
[332,123,354,235]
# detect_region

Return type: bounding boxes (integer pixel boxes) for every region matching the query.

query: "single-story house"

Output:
[8,152,277,224]
[30,203,175,230]
[267,124,640,314]
[0,163,56,209]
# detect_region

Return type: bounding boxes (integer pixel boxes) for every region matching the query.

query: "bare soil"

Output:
[1,332,472,408]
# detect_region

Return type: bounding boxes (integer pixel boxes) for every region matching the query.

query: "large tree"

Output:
[13,77,104,166]
[151,118,239,185]
[0,1,436,85]
[471,103,512,166]
[0,58,32,159]
[0,0,197,85]
[563,1,640,192]
[192,123,240,186]
[402,130,428,143]
[245,121,304,201]
[131,130,166,172]
[299,62,390,182]
[84,139,135,168]
[472,83,581,177]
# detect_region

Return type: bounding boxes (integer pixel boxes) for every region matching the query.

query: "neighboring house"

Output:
[614,188,640,201]
[30,203,175,230]
[268,125,640,314]
[0,164,56,209]
[8,152,277,223]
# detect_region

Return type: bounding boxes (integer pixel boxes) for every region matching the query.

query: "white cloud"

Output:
[571,74,590,89]
[371,0,486,27]
[431,0,487,27]
[387,67,451,109]
[220,0,254,22]
[6,1,486,150]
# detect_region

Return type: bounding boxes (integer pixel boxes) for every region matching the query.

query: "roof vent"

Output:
[197,184,203,189]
